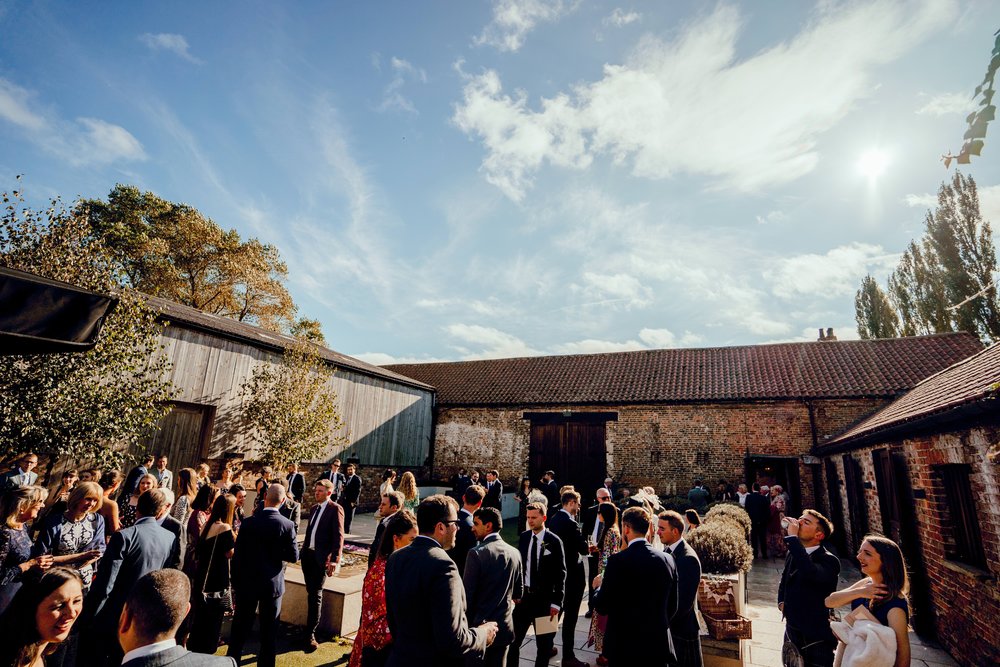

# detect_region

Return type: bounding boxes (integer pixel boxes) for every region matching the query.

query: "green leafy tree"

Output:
[855,275,900,339]
[289,317,327,344]
[0,181,177,473]
[239,343,347,467]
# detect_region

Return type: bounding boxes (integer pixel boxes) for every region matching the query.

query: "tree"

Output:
[239,343,347,467]
[855,275,899,339]
[289,317,327,344]
[0,181,177,473]
[82,184,298,332]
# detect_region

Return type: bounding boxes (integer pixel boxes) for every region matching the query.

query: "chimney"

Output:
[817,327,837,341]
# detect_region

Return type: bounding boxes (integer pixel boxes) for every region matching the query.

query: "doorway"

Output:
[744,455,801,516]
[525,412,614,506]
[133,401,215,475]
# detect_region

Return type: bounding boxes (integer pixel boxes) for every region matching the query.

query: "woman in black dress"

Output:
[187,493,236,654]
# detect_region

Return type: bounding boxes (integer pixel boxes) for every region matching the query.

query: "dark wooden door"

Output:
[824,458,848,557]
[527,414,611,505]
[133,402,215,481]
[842,455,869,554]
[872,449,901,541]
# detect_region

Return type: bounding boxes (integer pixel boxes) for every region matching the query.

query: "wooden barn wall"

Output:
[143,326,433,472]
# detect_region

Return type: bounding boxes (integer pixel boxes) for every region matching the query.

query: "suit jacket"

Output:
[542,480,560,508]
[121,465,148,498]
[0,468,38,489]
[385,536,489,667]
[318,470,346,499]
[154,468,173,490]
[446,508,476,577]
[231,508,299,598]
[286,472,306,501]
[517,528,566,614]
[369,513,393,568]
[302,500,345,567]
[463,533,523,647]
[86,517,180,631]
[546,509,588,577]
[667,539,702,639]
[744,492,771,525]
[160,514,186,570]
[594,540,678,667]
[777,538,841,642]
[122,645,237,667]
[482,480,503,511]
[342,474,362,506]
[279,498,302,528]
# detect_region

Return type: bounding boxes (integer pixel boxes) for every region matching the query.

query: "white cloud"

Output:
[445,323,541,359]
[979,184,1000,225]
[377,57,427,114]
[139,33,201,63]
[0,77,146,166]
[915,91,975,116]
[903,192,936,208]
[580,271,652,309]
[637,328,676,347]
[755,209,788,225]
[455,1,956,200]
[765,242,898,299]
[551,338,646,354]
[475,0,576,52]
[353,352,448,365]
[604,8,641,27]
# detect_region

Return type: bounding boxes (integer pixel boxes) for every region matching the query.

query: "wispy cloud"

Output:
[455,1,956,200]
[903,192,936,208]
[377,57,427,114]
[755,209,788,225]
[764,242,898,299]
[475,0,577,52]
[0,77,146,165]
[446,323,541,359]
[915,91,975,115]
[604,8,641,27]
[139,33,202,64]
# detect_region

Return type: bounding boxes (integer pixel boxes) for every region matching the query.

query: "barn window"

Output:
[696,451,709,466]
[650,450,662,464]
[937,464,987,569]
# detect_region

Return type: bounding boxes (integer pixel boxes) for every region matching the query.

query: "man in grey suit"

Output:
[385,494,498,667]
[0,451,38,489]
[84,489,182,667]
[464,507,523,667]
[157,489,186,570]
[657,510,703,667]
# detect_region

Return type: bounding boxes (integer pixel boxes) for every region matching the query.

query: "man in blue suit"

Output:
[227,483,299,667]
[83,488,181,667]
[657,510,703,667]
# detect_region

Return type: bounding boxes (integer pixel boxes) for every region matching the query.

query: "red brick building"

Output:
[386,333,980,511]
[818,343,1000,665]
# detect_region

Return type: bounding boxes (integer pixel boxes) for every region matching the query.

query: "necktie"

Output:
[305,505,321,549]
[530,534,539,586]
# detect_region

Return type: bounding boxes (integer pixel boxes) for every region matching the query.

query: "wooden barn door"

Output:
[824,458,848,557]
[526,412,615,506]
[134,402,215,483]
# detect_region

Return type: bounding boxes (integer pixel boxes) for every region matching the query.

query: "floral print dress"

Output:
[587,527,622,653]
[0,525,32,614]
[348,554,391,667]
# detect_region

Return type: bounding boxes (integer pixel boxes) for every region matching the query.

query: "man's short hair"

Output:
[657,510,685,533]
[125,569,191,639]
[315,479,334,492]
[229,483,246,495]
[561,489,581,506]
[332,458,341,466]
[752,482,760,492]
[416,494,458,533]
[621,506,651,535]
[474,507,503,533]
[803,509,833,540]
[526,501,547,516]
[694,479,702,486]
[142,454,155,465]
[159,488,175,507]
[463,484,486,506]
[596,487,611,499]
[384,490,404,509]
[544,470,555,478]
[137,489,167,517]
[488,469,499,478]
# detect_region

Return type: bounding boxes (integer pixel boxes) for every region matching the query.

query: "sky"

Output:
[3,0,1000,364]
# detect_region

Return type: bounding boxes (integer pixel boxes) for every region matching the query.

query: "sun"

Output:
[858,149,890,179]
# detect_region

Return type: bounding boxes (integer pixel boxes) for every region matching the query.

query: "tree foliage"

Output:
[855,275,900,339]
[943,29,1000,168]
[81,184,303,334]
[856,172,1000,343]
[0,181,177,472]
[239,343,347,467]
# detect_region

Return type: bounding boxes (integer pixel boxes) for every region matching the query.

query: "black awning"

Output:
[0,266,119,354]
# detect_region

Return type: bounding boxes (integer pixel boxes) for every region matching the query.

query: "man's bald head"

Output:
[265,482,287,506]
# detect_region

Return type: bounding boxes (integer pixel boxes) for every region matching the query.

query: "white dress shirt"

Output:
[120,639,176,665]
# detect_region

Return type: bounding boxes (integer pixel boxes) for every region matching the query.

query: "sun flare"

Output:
[858,149,890,179]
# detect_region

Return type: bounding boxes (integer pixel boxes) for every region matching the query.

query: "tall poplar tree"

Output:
[855,275,899,339]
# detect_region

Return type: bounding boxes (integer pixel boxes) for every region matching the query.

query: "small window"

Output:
[650,450,662,464]
[696,451,709,466]
[937,464,987,569]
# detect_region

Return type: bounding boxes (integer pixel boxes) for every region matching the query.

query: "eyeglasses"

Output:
[441,519,461,526]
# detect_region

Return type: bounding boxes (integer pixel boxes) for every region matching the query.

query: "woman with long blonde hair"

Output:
[396,472,420,512]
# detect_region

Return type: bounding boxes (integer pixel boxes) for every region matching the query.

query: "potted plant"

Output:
[687,512,753,640]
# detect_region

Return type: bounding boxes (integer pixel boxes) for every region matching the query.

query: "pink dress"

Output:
[349,555,391,667]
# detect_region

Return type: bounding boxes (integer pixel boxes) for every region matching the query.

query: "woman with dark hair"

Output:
[96,471,122,539]
[183,484,220,578]
[188,494,237,654]
[348,510,418,667]
[32,483,105,592]
[514,477,532,534]
[118,473,157,529]
[1,486,52,615]
[826,535,911,667]
[587,502,621,665]
[379,469,397,497]
[684,509,702,532]
[171,468,198,526]
[41,471,77,519]
[253,467,273,515]
[0,567,83,667]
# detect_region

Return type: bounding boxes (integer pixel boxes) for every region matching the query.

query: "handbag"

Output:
[782,631,824,667]
[199,527,234,615]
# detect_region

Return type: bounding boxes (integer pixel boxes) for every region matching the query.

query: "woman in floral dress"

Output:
[119,473,157,529]
[348,510,417,667]
[32,482,106,592]
[587,502,622,665]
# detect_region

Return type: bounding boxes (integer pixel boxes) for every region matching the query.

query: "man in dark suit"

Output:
[279,482,303,528]
[483,469,503,512]
[453,468,472,501]
[448,484,484,577]
[300,479,346,650]
[546,489,590,667]
[370,490,404,568]
[341,463,362,533]
[593,507,677,667]
[465,507,523,667]
[744,483,771,559]
[227,483,300,667]
[83,489,181,667]
[318,458,346,502]
[582,487,618,616]
[158,489,186,570]
[657,510,703,667]
[121,454,154,498]
[778,510,840,667]
[508,502,566,667]
[540,471,559,510]
[385,494,497,666]
[119,569,236,667]
[286,462,306,503]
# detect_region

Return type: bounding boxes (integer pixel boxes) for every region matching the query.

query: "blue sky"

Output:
[3,0,1000,363]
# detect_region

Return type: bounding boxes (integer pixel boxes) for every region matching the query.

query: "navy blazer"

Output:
[446,508,476,577]
[301,500,344,567]
[482,480,503,510]
[546,509,588,574]
[232,508,299,598]
[594,540,678,667]
[668,539,702,639]
[159,514,186,570]
[778,538,841,642]
[317,470,345,498]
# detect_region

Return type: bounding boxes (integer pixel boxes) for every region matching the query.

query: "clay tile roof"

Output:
[143,295,433,392]
[826,342,1000,446]
[384,333,982,406]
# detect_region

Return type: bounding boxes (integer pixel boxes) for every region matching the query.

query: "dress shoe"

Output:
[550,646,558,658]
[584,610,593,618]
[562,658,590,667]
[305,635,319,652]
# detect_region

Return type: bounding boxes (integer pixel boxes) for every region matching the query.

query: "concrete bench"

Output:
[279,566,365,636]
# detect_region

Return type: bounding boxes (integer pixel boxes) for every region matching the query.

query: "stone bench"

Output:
[279,565,365,636]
